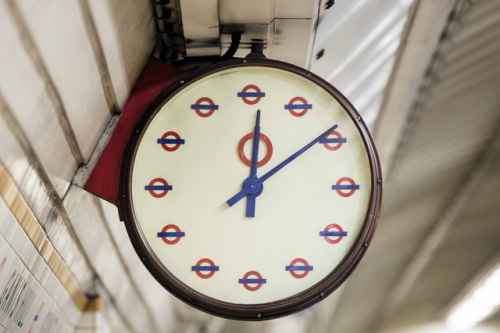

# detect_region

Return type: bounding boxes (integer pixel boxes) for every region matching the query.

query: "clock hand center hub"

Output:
[242,177,263,196]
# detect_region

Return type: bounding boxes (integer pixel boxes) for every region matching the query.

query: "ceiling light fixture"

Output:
[446,265,500,330]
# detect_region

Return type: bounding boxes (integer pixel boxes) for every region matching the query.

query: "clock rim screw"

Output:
[356,116,361,121]
[377,178,382,184]
[320,292,325,297]
[179,80,185,85]
[243,59,247,63]
[257,313,262,318]
[363,242,369,248]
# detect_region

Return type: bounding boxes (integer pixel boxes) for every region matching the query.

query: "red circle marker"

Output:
[287,97,310,117]
[335,177,357,197]
[160,131,182,151]
[238,132,273,167]
[288,258,311,279]
[242,271,265,291]
[148,178,170,198]
[193,97,216,117]
[194,258,217,279]
[323,224,345,244]
[241,85,263,105]
[0,258,5,274]
[323,130,344,151]
[160,224,183,245]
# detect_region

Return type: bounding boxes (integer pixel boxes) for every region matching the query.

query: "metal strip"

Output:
[77,0,120,115]
[4,0,84,165]
[72,113,121,188]
[0,162,89,311]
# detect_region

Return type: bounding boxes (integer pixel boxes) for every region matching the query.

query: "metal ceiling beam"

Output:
[372,0,457,181]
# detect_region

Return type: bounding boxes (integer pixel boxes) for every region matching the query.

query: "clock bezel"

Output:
[119,58,382,320]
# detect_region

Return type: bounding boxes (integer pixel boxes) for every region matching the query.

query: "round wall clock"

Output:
[119,58,382,320]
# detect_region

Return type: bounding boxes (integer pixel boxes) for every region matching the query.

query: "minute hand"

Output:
[258,124,338,184]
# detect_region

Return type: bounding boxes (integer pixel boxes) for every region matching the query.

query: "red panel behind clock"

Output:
[84,57,185,207]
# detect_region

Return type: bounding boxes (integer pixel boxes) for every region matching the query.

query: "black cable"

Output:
[172,32,243,70]
[220,32,242,61]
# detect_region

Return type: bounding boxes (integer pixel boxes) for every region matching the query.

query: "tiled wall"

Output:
[0,1,200,332]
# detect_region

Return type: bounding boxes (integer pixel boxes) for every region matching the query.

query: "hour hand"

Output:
[227,188,250,207]
[246,195,256,217]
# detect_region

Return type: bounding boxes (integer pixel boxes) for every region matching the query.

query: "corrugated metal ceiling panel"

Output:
[310,0,413,128]
[324,0,500,332]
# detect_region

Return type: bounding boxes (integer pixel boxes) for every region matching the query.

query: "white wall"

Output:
[0,1,190,332]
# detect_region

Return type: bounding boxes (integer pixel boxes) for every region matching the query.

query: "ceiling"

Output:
[167,0,500,331]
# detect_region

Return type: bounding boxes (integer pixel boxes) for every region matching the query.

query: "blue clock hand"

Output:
[258,124,337,184]
[249,110,261,178]
[246,110,261,217]
[226,124,338,208]
[226,111,263,214]
[227,188,250,207]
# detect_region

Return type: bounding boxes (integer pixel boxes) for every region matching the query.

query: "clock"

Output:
[119,58,382,320]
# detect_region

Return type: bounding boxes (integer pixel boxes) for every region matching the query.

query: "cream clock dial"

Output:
[120,59,382,320]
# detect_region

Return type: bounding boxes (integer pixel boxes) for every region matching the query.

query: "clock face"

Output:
[120,59,381,320]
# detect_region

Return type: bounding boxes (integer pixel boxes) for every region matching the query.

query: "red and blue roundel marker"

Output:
[157,224,185,245]
[192,258,219,279]
[319,130,346,151]
[239,271,266,291]
[238,132,273,167]
[145,178,172,198]
[286,258,313,278]
[285,97,312,117]
[191,97,219,117]
[332,177,360,197]
[320,224,347,244]
[238,85,265,105]
[157,131,185,151]
[28,302,44,333]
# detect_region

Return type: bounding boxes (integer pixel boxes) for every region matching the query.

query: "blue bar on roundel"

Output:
[190,104,219,110]
[320,231,348,237]
[145,185,173,191]
[192,266,220,271]
[239,278,267,284]
[331,185,359,190]
[237,92,266,97]
[285,104,313,110]
[319,138,347,144]
[157,139,185,144]
[157,232,185,237]
[286,266,314,271]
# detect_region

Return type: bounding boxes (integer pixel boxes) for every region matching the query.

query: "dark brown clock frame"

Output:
[118,58,382,321]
